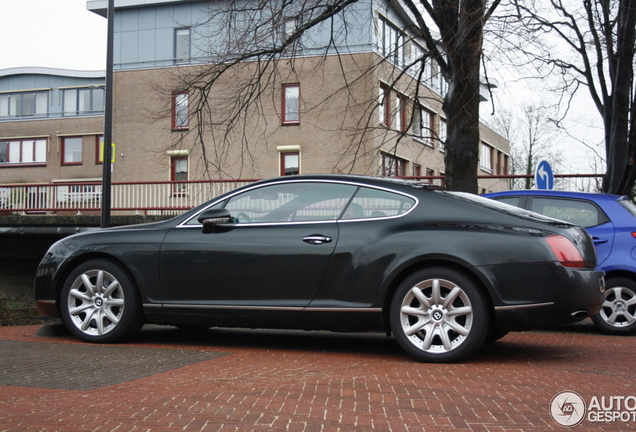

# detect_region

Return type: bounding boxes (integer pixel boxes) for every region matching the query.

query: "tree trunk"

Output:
[601,0,636,195]
[440,0,484,194]
[443,76,481,193]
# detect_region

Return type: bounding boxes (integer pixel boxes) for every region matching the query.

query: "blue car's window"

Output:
[341,187,415,219]
[531,197,608,228]
[224,182,357,223]
[492,196,521,207]
[618,198,636,219]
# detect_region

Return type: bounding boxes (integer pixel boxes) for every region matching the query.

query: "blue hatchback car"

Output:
[484,190,636,335]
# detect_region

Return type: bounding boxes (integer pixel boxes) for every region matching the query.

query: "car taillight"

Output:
[546,235,585,268]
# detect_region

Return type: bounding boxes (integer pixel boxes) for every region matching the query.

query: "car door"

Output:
[159,181,358,310]
[310,185,418,307]
[529,196,615,266]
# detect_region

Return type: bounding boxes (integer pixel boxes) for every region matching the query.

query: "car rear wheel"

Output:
[60,259,144,343]
[390,267,489,363]
[591,277,636,335]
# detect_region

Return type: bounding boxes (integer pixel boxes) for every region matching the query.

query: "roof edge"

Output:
[87,0,196,18]
[0,67,105,79]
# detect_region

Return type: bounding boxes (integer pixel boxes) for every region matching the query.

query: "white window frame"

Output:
[175,28,191,63]
[480,142,493,173]
[282,83,300,125]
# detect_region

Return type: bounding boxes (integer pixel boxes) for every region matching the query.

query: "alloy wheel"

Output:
[397,277,474,354]
[66,268,126,337]
[597,286,636,330]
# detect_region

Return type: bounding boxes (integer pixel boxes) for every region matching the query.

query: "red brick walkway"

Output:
[0,322,634,431]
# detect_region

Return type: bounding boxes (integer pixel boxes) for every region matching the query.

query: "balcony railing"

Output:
[0,174,604,215]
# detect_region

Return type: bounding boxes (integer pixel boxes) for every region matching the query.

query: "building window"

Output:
[62,87,104,117]
[172,92,189,130]
[437,72,449,95]
[62,137,83,165]
[96,136,104,164]
[412,164,421,177]
[438,118,447,151]
[282,16,299,39]
[414,105,435,145]
[0,139,47,165]
[395,94,408,132]
[481,142,493,173]
[378,16,405,67]
[280,152,300,176]
[379,83,390,126]
[282,83,300,124]
[381,152,407,177]
[494,150,509,175]
[171,156,188,195]
[175,28,191,63]
[0,91,48,119]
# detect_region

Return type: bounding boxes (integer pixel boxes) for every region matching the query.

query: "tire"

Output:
[591,277,636,335]
[483,327,509,344]
[390,267,489,363]
[60,258,144,343]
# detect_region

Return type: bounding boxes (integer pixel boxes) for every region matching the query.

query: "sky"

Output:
[0,0,106,70]
[0,0,603,176]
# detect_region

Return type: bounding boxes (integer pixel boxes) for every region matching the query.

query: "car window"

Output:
[224,182,357,223]
[184,200,225,225]
[618,198,636,219]
[341,187,415,219]
[492,196,521,207]
[531,197,607,228]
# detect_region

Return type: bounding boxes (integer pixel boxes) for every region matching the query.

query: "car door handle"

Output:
[303,235,333,245]
[592,237,609,244]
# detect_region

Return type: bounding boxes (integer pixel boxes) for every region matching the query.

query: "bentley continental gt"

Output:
[35,175,605,362]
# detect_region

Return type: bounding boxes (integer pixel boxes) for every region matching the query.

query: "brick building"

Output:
[1,0,509,202]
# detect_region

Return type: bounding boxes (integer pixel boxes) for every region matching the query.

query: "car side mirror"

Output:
[197,208,231,233]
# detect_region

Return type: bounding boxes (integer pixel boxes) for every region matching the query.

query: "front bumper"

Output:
[36,299,60,318]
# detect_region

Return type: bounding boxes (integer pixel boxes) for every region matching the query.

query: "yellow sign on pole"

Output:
[99,142,116,163]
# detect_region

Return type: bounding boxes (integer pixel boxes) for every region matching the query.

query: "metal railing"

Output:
[0,179,256,215]
[0,174,604,215]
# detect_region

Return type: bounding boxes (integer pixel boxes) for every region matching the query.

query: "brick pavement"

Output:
[0,322,635,431]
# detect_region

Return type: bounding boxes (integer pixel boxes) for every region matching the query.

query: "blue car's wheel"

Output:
[592,277,636,335]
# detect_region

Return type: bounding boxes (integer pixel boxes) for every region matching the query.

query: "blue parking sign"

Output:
[535,160,554,190]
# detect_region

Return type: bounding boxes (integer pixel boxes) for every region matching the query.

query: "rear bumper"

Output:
[482,262,605,331]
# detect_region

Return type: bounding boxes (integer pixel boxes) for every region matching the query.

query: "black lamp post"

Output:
[101,0,115,228]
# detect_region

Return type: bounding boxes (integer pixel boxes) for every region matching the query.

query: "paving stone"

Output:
[0,339,228,391]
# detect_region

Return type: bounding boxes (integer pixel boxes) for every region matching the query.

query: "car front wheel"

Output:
[390,267,489,363]
[591,277,636,335]
[60,259,144,343]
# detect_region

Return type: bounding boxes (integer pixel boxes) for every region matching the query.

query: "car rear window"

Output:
[492,196,521,207]
[341,187,415,219]
[530,197,609,228]
[618,198,636,219]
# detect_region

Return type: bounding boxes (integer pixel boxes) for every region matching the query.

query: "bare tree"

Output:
[490,104,562,189]
[500,0,636,195]
[167,0,502,192]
